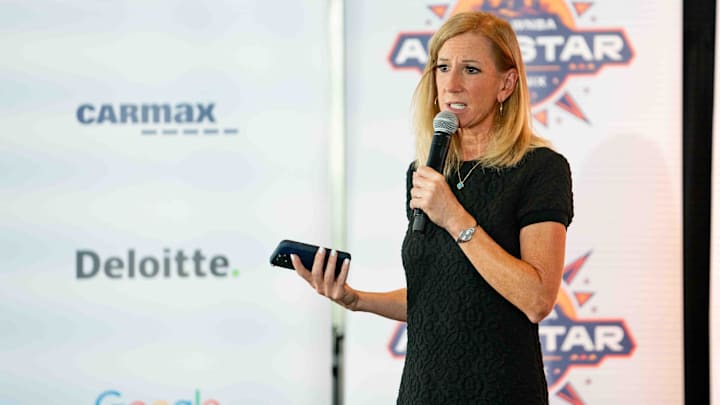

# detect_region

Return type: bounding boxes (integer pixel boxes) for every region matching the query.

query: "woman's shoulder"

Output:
[520,147,570,173]
[524,146,567,163]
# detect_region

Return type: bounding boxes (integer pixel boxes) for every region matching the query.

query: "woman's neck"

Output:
[458,128,490,161]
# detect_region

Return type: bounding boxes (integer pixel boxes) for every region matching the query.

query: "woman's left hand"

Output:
[409,165,468,231]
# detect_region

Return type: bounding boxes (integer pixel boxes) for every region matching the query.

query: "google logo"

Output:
[95,389,219,405]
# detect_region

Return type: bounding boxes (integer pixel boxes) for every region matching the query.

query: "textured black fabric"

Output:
[397,147,573,404]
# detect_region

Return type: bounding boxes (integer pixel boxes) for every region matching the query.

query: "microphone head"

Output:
[433,111,459,134]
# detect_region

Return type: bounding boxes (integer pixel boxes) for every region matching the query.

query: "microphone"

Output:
[412,110,459,233]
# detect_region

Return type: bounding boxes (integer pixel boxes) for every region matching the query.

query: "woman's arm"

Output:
[353,289,407,322]
[447,217,565,323]
[291,248,407,322]
[410,165,566,323]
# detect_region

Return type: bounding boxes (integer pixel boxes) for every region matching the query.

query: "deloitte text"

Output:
[76,249,236,280]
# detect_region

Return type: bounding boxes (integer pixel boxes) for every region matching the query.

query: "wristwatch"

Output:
[456,225,476,243]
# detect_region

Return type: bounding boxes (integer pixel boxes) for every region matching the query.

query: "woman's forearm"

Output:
[354,288,407,322]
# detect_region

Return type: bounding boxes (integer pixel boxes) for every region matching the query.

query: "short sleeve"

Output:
[517,149,574,228]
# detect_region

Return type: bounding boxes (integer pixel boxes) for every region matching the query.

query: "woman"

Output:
[292,11,573,404]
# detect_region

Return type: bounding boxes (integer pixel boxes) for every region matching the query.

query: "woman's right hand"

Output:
[291,247,359,311]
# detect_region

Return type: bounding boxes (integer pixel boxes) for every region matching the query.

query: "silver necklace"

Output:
[456,161,483,190]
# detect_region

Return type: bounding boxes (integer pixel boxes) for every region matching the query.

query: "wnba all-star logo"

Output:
[539,252,636,402]
[388,0,634,125]
[388,252,636,403]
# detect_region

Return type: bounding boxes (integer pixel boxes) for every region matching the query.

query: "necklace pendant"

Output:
[456,160,483,191]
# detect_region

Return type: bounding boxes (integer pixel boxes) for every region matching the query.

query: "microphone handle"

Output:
[412,208,428,232]
[412,132,451,233]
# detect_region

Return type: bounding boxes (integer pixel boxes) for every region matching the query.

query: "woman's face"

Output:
[435,31,515,134]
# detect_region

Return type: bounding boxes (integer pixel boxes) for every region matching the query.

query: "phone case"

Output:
[269,239,351,275]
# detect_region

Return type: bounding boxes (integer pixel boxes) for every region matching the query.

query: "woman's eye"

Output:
[465,66,480,74]
[436,64,449,72]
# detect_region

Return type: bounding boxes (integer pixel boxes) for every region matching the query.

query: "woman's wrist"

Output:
[445,211,477,241]
[337,288,361,312]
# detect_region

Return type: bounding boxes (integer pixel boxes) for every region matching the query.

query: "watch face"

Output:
[458,227,475,242]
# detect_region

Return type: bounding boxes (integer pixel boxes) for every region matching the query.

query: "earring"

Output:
[434,97,438,106]
[499,101,504,117]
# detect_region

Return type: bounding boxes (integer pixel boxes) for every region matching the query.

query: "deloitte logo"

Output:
[76,102,239,137]
[76,248,239,280]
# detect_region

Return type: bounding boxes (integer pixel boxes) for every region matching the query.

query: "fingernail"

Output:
[330,249,337,256]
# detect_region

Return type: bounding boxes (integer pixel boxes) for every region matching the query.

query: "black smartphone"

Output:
[269,239,351,276]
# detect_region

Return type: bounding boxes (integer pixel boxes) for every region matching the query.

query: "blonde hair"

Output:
[412,11,550,175]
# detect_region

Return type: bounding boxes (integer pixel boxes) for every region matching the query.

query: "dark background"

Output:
[684,0,715,404]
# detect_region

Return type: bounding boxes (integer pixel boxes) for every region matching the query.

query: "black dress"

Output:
[397,147,573,404]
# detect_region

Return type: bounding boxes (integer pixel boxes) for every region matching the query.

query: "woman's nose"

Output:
[444,70,463,92]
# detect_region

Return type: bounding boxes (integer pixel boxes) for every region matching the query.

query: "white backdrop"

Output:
[0,1,335,404]
[344,1,683,404]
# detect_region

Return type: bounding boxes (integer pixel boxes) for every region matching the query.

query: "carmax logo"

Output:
[76,102,239,136]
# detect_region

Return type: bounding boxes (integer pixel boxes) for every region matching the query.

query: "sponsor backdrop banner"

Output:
[0,1,334,404]
[344,1,682,404]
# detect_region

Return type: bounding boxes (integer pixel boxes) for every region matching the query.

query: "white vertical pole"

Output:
[328,0,346,404]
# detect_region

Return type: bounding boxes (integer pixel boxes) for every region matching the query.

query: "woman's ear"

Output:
[498,68,519,102]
